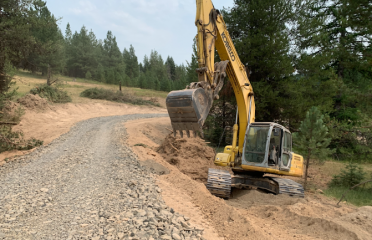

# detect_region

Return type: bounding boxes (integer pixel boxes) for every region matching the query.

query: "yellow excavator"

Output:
[166,0,304,198]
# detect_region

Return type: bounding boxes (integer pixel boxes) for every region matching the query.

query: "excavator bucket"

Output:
[166,88,212,137]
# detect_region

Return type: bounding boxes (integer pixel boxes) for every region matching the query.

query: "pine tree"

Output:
[65,23,72,44]
[160,78,171,92]
[222,0,296,122]
[106,69,115,84]
[143,55,150,73]
[185,39,198,84]
[165,56,176,81]
[103,31,124,84]
[123,44,139,81]
[297,0,372,81]
[65,26,101,78]
[174,64,188,90]
[330,162,366,188]
[85,71,92,79]
[296,0,372,161]
[27,2,65,75]
[1,0,52,94]
[96,63,105,82]
[293,107,334,189]
[138,72,146,89]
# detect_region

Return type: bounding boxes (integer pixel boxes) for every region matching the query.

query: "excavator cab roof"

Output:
[249,122,291,133]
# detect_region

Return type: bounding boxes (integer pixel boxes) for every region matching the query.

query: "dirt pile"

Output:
[1,101,23,123]
[337,206,372,238]
[228,188,302,208]
[17,94,49,110]
[2,101,22,115]
[157,134,216,182]
[126,117,372,240]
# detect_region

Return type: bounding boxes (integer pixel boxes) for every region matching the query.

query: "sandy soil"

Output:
[0,101,166,163]
[2,99,371,239]
[125,117,372,240]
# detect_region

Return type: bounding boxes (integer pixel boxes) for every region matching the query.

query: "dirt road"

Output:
[0,114,207,239]
[1,102,371,240]
[0,101,166,162]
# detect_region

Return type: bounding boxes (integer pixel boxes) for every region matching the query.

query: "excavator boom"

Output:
[166,0,305,198]
[166,0,255,148]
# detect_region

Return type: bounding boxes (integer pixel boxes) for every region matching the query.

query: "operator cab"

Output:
[242,122,292,171]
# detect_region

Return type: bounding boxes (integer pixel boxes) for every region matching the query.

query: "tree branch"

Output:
[0,121,18,125]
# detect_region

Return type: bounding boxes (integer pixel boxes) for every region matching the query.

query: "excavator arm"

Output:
[166,0,255,155]
[166,0,305,199]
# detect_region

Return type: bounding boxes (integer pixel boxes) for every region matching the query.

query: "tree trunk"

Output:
[304,149,312,189]
[47,65,51,86]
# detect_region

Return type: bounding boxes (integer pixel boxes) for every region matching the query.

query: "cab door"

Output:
[280,131,292,171]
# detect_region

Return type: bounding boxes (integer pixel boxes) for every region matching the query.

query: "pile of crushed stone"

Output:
[157,134,217,182]
[17,94,49,110]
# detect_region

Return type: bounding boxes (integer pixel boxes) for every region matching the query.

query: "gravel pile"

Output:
[0,114,205,240]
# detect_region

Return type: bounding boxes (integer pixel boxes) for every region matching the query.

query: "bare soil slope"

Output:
[157,135,223,182]
[125,117,372,240]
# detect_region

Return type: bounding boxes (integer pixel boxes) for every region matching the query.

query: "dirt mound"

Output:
[228,188,302,208]
[157,134,217,182]
[17,94,49,110]
[2,100,21,113]
[337,206,372,238]
[126,118,372,240]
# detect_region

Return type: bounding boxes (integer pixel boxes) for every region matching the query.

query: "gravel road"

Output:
[0,114,205,240]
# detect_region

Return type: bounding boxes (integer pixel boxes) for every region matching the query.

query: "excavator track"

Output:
[206,168,304,199]
[269,177,305,198]
[206,168,232,199]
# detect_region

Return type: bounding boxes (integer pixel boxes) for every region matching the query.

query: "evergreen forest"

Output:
[1,0,372,162]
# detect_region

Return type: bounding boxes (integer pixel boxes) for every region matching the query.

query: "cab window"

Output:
[244,126,270,163]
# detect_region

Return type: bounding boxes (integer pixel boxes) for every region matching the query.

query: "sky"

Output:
[46,0,235,65]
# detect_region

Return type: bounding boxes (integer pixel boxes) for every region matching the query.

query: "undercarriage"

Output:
[206,168,305,199]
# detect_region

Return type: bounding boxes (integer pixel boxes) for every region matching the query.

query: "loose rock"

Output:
[0,114,204,240]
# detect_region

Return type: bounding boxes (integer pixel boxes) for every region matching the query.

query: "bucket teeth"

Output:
[186,130,190,138]
[171,128,204,138]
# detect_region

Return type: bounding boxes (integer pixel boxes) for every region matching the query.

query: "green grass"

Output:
[324,185,372,206]
[80,88,161,107]
[10,70,168,105]
[134,143,147,147]
[30,84,72,103]
[131,88,168,98]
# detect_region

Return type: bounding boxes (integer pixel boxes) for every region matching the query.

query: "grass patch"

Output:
[15,70,45,79]
[134,143,147,148]
[11,70,167,105]
[0,125,43,153]
[324,185,372,206]
[80,88,160,107]
[131,88,168,98]
[30,84,72,103]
